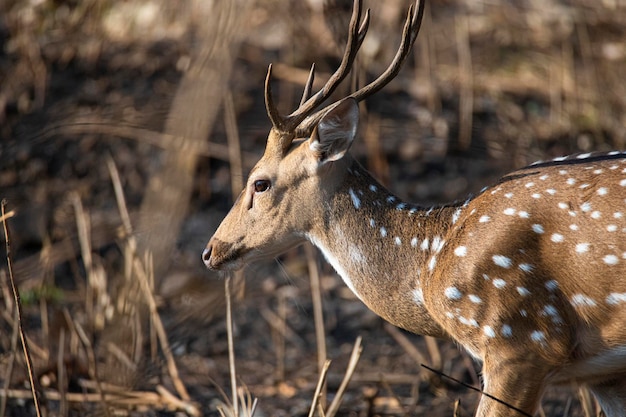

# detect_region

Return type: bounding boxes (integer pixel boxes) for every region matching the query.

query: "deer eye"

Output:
[253,179,271,193]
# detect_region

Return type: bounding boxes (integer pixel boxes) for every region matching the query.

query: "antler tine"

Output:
[280,0,369,132]
[356,7,370,47]
[299,64,316,107]
[349,0,425,103]
[264,63,285,131]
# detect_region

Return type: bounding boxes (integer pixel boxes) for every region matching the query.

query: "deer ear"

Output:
[309,98,359,164]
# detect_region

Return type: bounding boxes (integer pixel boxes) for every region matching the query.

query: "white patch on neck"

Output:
[306,232,364,302]
[412,288,424,306]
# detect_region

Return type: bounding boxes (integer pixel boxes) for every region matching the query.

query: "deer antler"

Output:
[264,0,425,142]
[265,0,370,134]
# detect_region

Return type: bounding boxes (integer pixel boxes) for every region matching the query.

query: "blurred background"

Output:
[1,0,625,415]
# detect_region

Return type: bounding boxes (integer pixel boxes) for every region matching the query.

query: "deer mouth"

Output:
[202,238,249,271]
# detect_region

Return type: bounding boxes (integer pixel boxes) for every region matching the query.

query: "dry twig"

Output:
[325,336,362,417]
[305,242,328,406]
[106,157,199,416]
[1,200,45,417]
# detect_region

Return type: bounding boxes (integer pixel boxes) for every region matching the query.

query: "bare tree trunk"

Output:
[137,0,252,283]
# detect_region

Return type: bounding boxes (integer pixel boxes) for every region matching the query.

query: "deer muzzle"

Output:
[202,237,247,271]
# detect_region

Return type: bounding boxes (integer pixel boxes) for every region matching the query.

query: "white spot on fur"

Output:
[571,294,597,307]
[597,187,608,196]
[479,215,490,223]
[501,325,513,337]
[576,243,590,253]
[551,233,564,243]
[412,288,424,305]
[532,224,544,234]
[380,227,387,238]
[493,278,507,289]
[428,256,437,271]
[545,280,559,291]
[531,330,546,345]
[348,188,361,209]
[468,294,482,304]
[606,293,626,305]
[541,304,563,324]
[503,208,516,216]
[492,255,512,268]
[394,237,402,246]
[444,287,462,300]
[519,263,533,273]
[603,254,619,265]
[454,246,467,257]
[452,208,462,224]
[411,237,418,247]
[459,316,479,327]
[430,236,441,252]
[517,287,531,296]
[483,326,496,338]
[420,238,429,251]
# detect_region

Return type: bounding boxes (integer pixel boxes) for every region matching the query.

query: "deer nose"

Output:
[202,244,212,268]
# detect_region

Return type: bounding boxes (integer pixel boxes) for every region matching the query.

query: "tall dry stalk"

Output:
[1,202,44,417]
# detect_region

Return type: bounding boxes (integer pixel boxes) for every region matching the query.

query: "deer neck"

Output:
[306,158,456,338]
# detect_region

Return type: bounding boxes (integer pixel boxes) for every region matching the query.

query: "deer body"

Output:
[203,1,626,415]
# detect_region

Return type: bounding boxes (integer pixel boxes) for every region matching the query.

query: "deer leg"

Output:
[476,356,549,417]
[586,375,626,417]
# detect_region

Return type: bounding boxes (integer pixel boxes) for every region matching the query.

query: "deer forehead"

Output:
[253,139,315,179]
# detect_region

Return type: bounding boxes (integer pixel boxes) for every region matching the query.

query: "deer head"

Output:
[203,0,424,272]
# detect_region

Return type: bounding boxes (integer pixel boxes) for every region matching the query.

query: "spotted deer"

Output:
[202,1,626,415]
